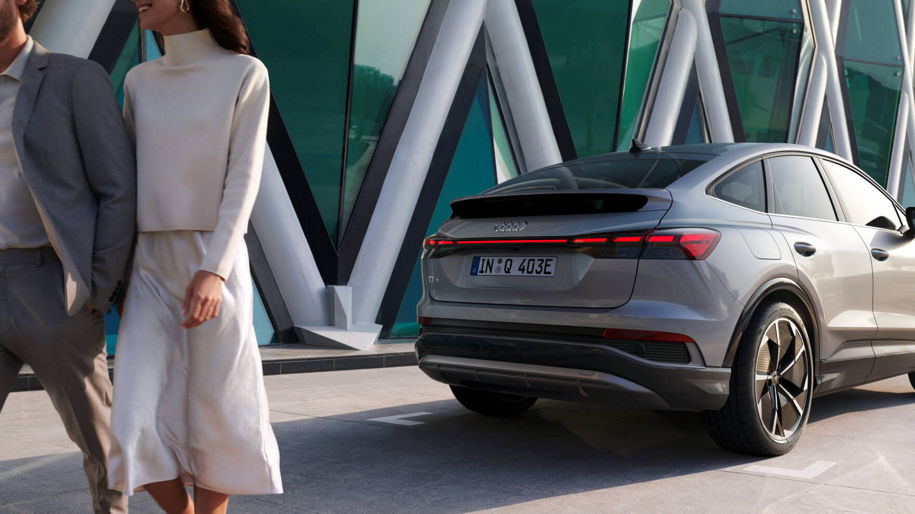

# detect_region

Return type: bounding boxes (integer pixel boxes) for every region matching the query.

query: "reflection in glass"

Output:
[718,0,801,20]
[253,283,277,345]
[534,0,629,157]
[719,16,802,142]
[616,0,669,150]
[841,0,902,65]
[843,60,903,186]
[341,0,431,235]
[388,77,498,338]
[236,0,354,243]
[685,97,709,144]
[489,80,519,183]
[902,154,915,207]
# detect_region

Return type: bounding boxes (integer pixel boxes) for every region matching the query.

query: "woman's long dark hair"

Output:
[189,0,250,54]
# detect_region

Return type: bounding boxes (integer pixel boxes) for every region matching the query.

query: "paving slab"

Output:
[1,366,914,512]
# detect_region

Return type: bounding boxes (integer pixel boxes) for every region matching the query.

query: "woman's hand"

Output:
[181,270,225,329]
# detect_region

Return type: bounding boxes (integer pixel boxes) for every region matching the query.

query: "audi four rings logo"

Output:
[494,221,528,232]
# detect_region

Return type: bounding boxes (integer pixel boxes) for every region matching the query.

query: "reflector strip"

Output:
[602,328,695,344]
[455,239,568,245]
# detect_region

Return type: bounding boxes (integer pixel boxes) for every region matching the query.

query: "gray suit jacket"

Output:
[12,42,136,315]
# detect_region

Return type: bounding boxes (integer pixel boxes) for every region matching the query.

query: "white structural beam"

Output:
[345,1,487,348]
[682,0,734,142]
[643,8,697,146]
[886,0,913,197]
[808,0,854,161]
[29,0,116,57]
[251,148,329,328]
[484,0,562,170]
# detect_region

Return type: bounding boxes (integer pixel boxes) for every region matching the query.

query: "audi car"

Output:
[415,142,915,456]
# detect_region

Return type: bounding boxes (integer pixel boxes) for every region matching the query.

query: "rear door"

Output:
[819,158,915,380]
[765,155,876,390]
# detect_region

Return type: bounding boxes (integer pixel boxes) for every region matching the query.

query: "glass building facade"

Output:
[42,0,915,350]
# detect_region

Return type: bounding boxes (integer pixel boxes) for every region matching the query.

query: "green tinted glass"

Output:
[388,78,497,338]
[489,79,518,182]
[342,0,431,235]
[533,0,629,157]
[844,60,902,186]
[719,16,802,142]
[616,0,669,150]
[902,155,915,206]
[110,23,140,103]
[253,284,277,345]
[841,0,902,65]
[685,98,708,144]
[718,0,802,19]
[236,0,354,243]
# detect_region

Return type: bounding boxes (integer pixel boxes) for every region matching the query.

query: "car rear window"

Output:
[484,153,709,194]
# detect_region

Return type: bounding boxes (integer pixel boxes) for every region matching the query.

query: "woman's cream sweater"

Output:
[123,28,269,279]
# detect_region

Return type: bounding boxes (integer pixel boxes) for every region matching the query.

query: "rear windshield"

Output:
[484,153,709,195]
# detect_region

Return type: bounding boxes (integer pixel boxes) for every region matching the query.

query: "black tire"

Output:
[704,301,814,456]
[450,386,537,417]
[908,372,915,390]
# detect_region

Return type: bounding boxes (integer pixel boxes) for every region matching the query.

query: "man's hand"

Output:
[181,270,225,329]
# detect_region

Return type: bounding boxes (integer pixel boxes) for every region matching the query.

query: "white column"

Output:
[683,0,734,142]
[485,0,562,170]
[251,149,330,328]
[808,0,854,160]
[886,0,913,197]
[29,0,116,57]
[345,0,487,348]
[643,8,697,146]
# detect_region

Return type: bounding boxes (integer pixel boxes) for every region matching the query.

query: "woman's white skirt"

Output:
[108,230,282,495]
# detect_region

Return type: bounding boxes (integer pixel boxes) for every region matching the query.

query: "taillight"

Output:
[642,228,719,260]
[423,237,454,249]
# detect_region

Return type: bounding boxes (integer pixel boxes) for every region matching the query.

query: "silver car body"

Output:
[415,143,915,411]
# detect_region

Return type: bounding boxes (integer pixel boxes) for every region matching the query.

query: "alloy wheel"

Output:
[754,317,810,441]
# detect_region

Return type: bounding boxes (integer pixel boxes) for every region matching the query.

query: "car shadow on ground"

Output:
[808,383,915,423]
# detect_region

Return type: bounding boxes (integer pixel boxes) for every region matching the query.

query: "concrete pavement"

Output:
[2,365,915,512]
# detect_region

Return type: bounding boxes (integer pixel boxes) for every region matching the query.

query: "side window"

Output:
[766,156,837,221]
[711,160,765,211]
[821,160,901,230]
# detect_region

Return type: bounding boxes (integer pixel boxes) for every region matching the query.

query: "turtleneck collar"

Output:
[161,28,225,66]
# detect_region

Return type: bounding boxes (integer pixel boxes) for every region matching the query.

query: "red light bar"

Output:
[647,235,675,243]
[573,237,608,244]
[613,236,642,243]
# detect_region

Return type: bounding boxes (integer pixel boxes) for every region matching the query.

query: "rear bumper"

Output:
[416,324,731,411]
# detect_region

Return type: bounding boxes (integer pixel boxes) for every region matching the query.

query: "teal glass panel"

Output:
[341,0,431,234]
[719,16,802,142]
[253,284,277,345]
[616,0,668,150]
[489,80,518,183]
[685,98,708,144]
[533,0,629,157]
[388,77,497,338]
[842,0,902,65]
[718,0,801,19]
[236,0,354,243]
[110,23,139,99]
[844,60,903,185]
[902,155,915,207]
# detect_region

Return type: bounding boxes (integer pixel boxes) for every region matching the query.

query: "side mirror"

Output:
[906,207,915,237]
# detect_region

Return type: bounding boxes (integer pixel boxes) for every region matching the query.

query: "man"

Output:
[0,0,136,512]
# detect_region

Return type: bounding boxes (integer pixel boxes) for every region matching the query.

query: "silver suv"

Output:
[415,143,915,456]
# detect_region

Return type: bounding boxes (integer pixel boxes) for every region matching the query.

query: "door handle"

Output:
[793,242,816,257]
[871,248,889,261]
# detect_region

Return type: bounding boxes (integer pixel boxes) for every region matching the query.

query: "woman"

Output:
[109,0,282,512]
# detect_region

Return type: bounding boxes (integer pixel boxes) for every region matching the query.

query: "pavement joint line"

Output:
[743,460,836,479]
[367,411,433,426]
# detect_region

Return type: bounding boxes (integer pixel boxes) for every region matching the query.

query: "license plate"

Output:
[471,256,557,277]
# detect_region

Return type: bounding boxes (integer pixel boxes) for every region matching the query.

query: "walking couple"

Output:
[0,0,283,512]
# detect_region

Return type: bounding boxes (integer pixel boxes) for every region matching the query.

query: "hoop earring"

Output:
[179,0,190,14]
